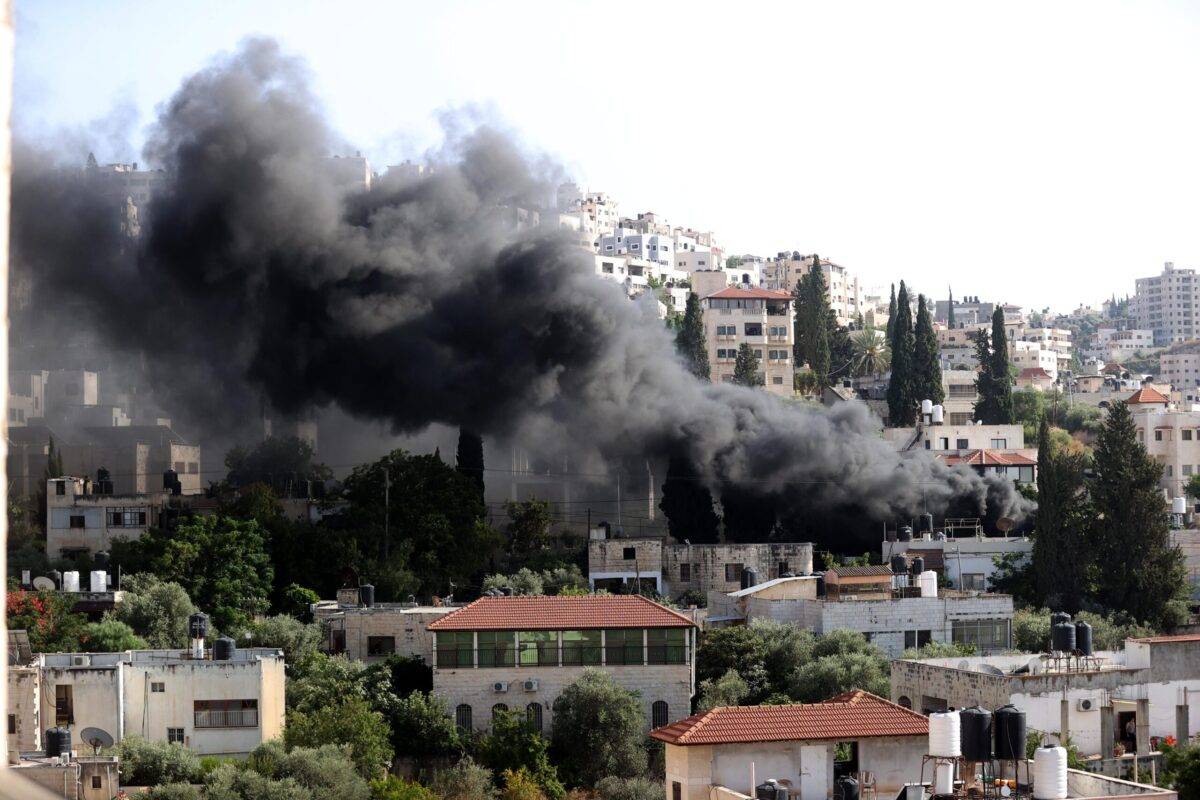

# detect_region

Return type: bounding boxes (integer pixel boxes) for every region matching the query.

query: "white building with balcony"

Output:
[701,287,795,396]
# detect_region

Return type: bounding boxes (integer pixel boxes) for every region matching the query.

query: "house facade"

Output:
[701,286,795,395]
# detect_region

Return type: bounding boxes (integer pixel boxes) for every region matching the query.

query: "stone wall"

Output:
[333,607,449,663]
[7,667,40,752]
[433,663,693,732]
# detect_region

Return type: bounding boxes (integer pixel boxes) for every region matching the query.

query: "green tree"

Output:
[430,758,499,800]
[851,326,890,378]
[674,293,711,380]
[731,343,764,387]
[139,785,201,800]
[121,515,272,631]
[988,307,1014,423]
[456,428,486,505]
[1032,418,1092,613]
[110,573,197,648]
[235,614,323,669]
[390,691,463,761]
[79,617,147,652]
[827,306,855,384]
[478,710,565,800]
[789,644,890,702]
[886,283,896,342]
[113,736,203,787]
[5,589,86,652]
[1160,742,1200,800]
[695,621,814,704]
[225,435,332,496]
[500,768,548,800]
[595,776,664,800]
[972,328,998,423]
[912,294,944,404]
[793,256,831,384]
[505,500,553,558]
[1091,402,1188,625]
[284,694,394,777]
[947,288,956,329]
[550,669,648,787]
[887,281,916,425]
[659,454,720,544]
[697,668,750,711]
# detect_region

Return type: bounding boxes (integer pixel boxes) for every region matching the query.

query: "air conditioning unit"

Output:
[523,679,539,692]
[1076,698,1097,712]
[492,681,509,693]
[71,655,91,667]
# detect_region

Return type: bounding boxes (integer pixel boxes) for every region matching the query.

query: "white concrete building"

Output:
[1159,352,1200,389]
[597,230,675,267]
[1010,340,1060,381]
[883,526,1032,591]
[429,595,697,733]
[1132,262,1200,346]
[701,287,794,396]
[891,633,1200,758]
[7,646,285,757]
[1087,328,1156,361]
[762,253,861,325]
[44,477,165,559]
[1126,385,1200,500]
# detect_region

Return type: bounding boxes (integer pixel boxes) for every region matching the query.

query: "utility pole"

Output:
[383,466,390,560]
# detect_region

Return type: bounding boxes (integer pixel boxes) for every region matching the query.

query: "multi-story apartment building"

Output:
[597,230,675,267]
[942,370,979,425]
[1086,327,1157,361]
[84,158,167,210]
[762,253,861,325]
[1127,385,1200,500]
[1009,340,1060,380]
[576,192,620,240]
[884,422,1035,483]
[7,643,285,757]
[45,476,166,558]
[1133,262,1200,346]
[934,295,995,327]
[63,425,202,496]
[701,287,794,396]
[429,595,697,732]
[1019,327,1072,359]
[1160,352,1200,389]
[7,369,47,428]
[587,536,814,598]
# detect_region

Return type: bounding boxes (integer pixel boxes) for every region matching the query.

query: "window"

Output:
[956,438,970,449]
[368,636,396,657]
[725,563,743,583]
[55,482,65,496]
[109,508,148,527]
[561,630,601,665]
[1155,430,1164,441]
[647,628,687,664]
[1185,430,1194,441]
[69,515,85,529]
[167,727,185,743]
[455,704,473,730]
[622,547,636,560]
[55,685,73,726]
[527,703,543,733]
[437,631,475,668]
[990,438,1008,449]
[897,696,913,710]
[173,461,185,473]
[1186,465,1195,477]
[673,782,683,800]
[604,629,643,665]
[952,618,1012,653]
[7,715,14,735]
[151,682,165,693]
[652,700,670,728]
[519,631,559,667]
[477,631,515,667]
[744,323,763,336]
[194,699,258,728]
[773,376,783,384]
[92,776,103,790]
[960,574,986,591]
[903,630,932,649]
[679,563,691,582]
[778,561,789,576]
[938,437,949,450]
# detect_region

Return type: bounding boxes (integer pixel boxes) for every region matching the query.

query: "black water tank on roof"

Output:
[898,526,913,542]
[1052,621,1076,653]
[835,775,860,800]
[188,612,209,640]
[359,584,375,607]
[920,512,934,533]
[45,727,71,758]
[742,567,759,589]
[911,556,925,575]
[815,574,826,597]
[213,636,236,661]
[994,704,1027,760]
[1050,611,1071,628]
[93,551,110,569]
[48,570,62,589]
[1075,621,1093,656]
[890,555,908,574]
[960,705,993,761]
[756,780,787,800]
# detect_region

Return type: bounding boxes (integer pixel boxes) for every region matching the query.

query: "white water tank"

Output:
[932,405,945,424]
[62,571,80,593]
[90,571,107,592]
[1033,746,1068,800]
[921,399,934,415]
[918,570,939,598]
[934,761,955,795]
[929,710,962,757]
[1172,496,1187,515]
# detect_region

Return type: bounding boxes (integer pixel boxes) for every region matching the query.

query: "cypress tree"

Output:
[826,304,854,383]
[912,293,944,404]
[988,307,1013,423]
[886,283,896,342]
[1091,402,1187,624]
[659,455,721,544]
[947,288,956,329]
[886,281,916,426]
[455,428,485,504]
[1031,417,1091,612]
[972,328,996,423]
[732,343,764,387]
[674,293,711,380]
[799,256,830,384]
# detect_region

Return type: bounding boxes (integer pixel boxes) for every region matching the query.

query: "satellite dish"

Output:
[958,660,971,670]
[80,727,114,753]
[980,664,1006,676]
[32,577,55,591]
[996,517,1015,533]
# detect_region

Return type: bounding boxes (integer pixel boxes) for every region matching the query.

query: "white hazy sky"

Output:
[14,0,1200,311]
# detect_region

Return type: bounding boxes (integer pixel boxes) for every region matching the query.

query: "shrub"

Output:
[113,736,202,787]
[594,776,663,800]
[429,757,498,800]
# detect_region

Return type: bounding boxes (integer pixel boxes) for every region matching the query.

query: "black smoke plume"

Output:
[11,39,1031,541]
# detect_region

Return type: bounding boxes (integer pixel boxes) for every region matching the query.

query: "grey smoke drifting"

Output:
[12,39,1030,536]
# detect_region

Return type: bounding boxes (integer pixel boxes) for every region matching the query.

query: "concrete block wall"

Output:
[433,663,693,732]
[890,660,1014,711]
[336,607,446,663]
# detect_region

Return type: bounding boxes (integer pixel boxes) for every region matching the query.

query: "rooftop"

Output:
[938,449,1038,466]
[427,594,696,631]
[39,647,283,668]
[826,565,894,578]
[1019,367,1055,380]
[1127,386,1170,404]
[650,690,927,746]
[703,286,792,301]
[727,575,818,598]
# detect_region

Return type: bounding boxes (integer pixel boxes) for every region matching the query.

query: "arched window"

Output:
[491,703,509,721]
[526,702,543,733]
[652,700,669,729]
[455,704,473,730]
[897,696,912,710]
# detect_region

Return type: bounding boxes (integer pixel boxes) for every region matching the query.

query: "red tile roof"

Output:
[1126,386,1169,404]
[826,565,894,578]
[704,287,793,301]
[938,449,1037,466]
[1128,633,1200,644]
[427,595,696,631]
[1018,368,1054,380]
[650,690,928,746]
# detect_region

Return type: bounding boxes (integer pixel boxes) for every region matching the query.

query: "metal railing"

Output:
[194,708,259,728]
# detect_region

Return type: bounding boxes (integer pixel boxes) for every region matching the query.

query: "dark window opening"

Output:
[904,629,933,649]
[92,776,103,789]
[778,561,789,576]
[55,685,73,726]
[455,704,472,730]
[367,636,396,657]
[724,563,743,583]
[526,702,543,732]
[69,515,85,529]
[622,547,636,560]
[652,700,670,728]
[679,563,691,582]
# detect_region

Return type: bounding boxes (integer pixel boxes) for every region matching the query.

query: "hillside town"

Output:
[4,7,1200,800]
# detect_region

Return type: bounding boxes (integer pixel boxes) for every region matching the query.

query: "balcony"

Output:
[194,708,259,729]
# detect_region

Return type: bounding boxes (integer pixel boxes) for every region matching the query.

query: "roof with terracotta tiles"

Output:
[937,449,1037,467]
[1018,367,1054,380]
[1127,386,1169,404]
[826,565,894,578]
[650,689,928,746]
[426,594,696,631]
[1128,633,1200,644]
[703,286,793,301]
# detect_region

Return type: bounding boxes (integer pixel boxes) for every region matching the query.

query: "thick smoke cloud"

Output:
[12,39,1031,533]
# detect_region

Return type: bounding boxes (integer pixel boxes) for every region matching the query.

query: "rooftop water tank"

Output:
[890,555,908,574]
[1033,746,1068,800]
[836,775,860,800]
[1052,621,1076,653]
[929,710,962,757]
[45,727,71,760]
[921,399,934,415]
[994,704,1027,760]
[1173,496,1188,515]
[932,405,945,424]
[899,526,913,542]
[918,570,938,598]
[960,706,993,761]
[1050,611,1071,628]
[911,556,926,575]
[89,570,107,592]
[188,612,209,640]
[359,584,375,607]
[919,512,934,534]
[1075,621,1093,656]
[62,571,80,593]
[213,636,236,661]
